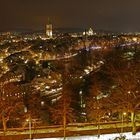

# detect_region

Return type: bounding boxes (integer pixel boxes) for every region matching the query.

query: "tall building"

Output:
[46,18,53,38]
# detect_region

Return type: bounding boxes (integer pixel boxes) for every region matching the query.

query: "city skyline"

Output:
[0,5,140,138]
[1,0,140,32]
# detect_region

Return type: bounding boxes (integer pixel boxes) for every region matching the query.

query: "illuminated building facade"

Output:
[83,27,94,36]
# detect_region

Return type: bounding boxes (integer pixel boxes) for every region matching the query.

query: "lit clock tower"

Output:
[46,18,53,38]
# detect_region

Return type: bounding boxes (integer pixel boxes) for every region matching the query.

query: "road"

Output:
[0,121,140,140]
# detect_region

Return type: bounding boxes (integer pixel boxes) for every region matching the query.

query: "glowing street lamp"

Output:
[121,112,127,134]
[26,116,32,140]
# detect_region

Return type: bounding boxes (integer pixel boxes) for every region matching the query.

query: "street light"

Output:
[24,105,32,139]
[121,112,127,134]
[26,115,32,140]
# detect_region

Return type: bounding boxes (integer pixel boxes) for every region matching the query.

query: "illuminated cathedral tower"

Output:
[46,18,52,38]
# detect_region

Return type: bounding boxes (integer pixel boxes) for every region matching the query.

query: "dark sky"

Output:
[0,0,140,32]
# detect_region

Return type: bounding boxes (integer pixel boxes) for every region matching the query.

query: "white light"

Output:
[123,112,127,115]
[26,118,29,122]
[84,69,90,74]
[79,91,82,95]
[133,37,137,42]
[25,60,28,64]
[24,106,28,113]
[48,76,51,79]
[45,86,50,89]
[51,80,57,83]
[41,101,45,106]
[128,91,131,94]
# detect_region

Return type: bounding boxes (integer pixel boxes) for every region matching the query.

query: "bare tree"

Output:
[49,85,76,125]
[22,84,42,127]
[102,49,140,135]
[0,83,24,132]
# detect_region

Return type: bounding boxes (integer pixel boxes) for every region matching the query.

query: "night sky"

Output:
[1,0,140,32]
